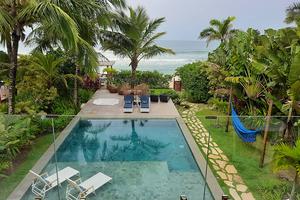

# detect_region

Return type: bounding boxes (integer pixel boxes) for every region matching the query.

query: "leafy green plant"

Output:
[175,61,211,102]
[160,90,180,101]
[258,181,291,200]
[273,139,300,200]
[208,98,228,114]
[34,108,75,133]
[113,70,172,89]
[0,158,11,178]
[0,116,32,159]
[78,89,94,104]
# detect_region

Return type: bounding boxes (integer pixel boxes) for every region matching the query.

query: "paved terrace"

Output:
[77,89,180,118]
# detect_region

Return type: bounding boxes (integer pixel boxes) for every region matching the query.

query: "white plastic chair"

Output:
[30,166,80,198]
[66,172,112,200]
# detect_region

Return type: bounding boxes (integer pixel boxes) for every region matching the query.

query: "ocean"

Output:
[98,40,219,75]
[0,40,219,75]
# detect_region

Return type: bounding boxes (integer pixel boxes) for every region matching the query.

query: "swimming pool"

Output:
[21,119,214,199]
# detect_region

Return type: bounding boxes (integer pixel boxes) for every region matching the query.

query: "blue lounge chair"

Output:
[123,95,133,113]
[140,95,150,113]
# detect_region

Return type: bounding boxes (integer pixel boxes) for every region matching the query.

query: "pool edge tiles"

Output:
[176,116,223,200]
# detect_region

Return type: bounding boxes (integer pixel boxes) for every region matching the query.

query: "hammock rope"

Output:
[231,102,265,143]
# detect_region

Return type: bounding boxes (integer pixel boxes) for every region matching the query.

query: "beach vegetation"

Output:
[175,61,211,102]
[100,6,175,89]
[112,70,172,89]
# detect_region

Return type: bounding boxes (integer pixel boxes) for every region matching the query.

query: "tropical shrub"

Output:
[81,75,100,91]
[258,180,296,200]
[175,61,211,102]
[34,109,75,133]
[208,98,228,114]
[0,158,11,178]
[113,70,172,89]
[160,90,180,101]
[273,139,300,200]
[17,55,58,108]
[0,116,33,159]
[78,89,94,104]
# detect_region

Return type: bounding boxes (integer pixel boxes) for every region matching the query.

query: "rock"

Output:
[229,188,241,200]
[236,184,248,192]
[217,171,227,180]
[216,160,227,169]
[241,192,255,200]
[226,165,238,174]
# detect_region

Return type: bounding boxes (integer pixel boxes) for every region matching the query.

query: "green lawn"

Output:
[148,89,172,95]
[193,109,284,199]
[0,131,61,200]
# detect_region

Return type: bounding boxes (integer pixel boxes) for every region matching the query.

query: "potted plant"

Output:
[176,99,182,105]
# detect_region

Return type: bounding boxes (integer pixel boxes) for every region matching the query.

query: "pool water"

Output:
[21,119,213,200]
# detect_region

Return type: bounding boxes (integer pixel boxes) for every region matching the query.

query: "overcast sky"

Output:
[126,0,297,41]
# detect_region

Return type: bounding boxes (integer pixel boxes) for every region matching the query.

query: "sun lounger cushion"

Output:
[141,103,149,108]
[79,186,86,191]
[43,178,50,184]
[125,100,132,104]
[124,103,132,108]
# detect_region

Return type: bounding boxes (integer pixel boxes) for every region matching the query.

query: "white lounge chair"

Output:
[30,166,80,198]
[66,172,112,200]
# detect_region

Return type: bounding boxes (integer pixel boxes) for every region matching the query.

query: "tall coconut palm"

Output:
[0,0,83,114]
[273,140,300,200]
[100,6,175,89]
[284,2,300,24]
[198,16,237,47]
[25,0,126,107]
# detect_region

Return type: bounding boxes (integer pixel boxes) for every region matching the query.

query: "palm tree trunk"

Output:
[8,32,20,114]
[74,64,79,107]
[285,118,294,146]
[291,171,298,200]
[7,42,12,58]
[131,62,137,89]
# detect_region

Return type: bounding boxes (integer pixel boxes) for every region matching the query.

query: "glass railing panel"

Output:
[7,113,299,200]
[0,114,56,200]
[193,114,299,200]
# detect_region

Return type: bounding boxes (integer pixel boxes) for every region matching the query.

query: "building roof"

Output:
[99,61,115,66]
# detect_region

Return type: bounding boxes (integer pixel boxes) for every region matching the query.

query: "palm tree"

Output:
[100,6,176,89]
[273,140,300,200]
[198,16,237,47]
[30,51,80,89]
[0,0,82,114]
[284,3,300,24]
[25,0,126,107]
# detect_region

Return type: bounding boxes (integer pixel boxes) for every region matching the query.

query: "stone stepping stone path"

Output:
[181,104,255,200]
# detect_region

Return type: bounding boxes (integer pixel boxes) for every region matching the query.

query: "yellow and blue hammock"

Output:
[231,102,265,143]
